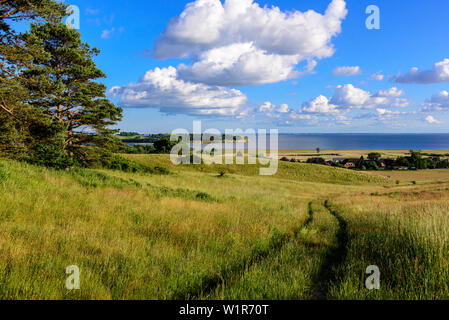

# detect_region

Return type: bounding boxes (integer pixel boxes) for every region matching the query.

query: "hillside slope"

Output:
[0,159,447,299]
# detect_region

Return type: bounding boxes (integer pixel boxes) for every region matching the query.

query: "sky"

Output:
[64,0,449,133]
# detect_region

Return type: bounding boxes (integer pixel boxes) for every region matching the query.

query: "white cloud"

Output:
[374,87,404,98]
[258,102,290,117]
[258,102,275,113]
[330,84,371,107]
[390,98,410,108]
[394,58,449,84]
[376,108,403,116]
[330,85,410,109]
[430,90,449,104]
[178,42,301,86]
[298,85,410,115]
[422,90,449,111]
[425,115,441,124]
[332,66,362,76]
[277,104,290,113]
[301,95,339,114]
[153,0,347,86]
[369,71,384,81]
[109,66,247,116]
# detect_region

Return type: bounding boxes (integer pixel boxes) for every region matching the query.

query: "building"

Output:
[342,159,361,169]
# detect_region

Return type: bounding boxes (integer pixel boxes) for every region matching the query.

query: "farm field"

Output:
[0,155,448,300]
[278,149,449,162]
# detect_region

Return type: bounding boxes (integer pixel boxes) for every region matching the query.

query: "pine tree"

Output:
[21,20,123,165]
[0,0,64,161]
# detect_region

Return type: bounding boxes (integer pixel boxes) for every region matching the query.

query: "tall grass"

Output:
[327,194,449,300]
[1,158,448,300]
[0,160,314,299]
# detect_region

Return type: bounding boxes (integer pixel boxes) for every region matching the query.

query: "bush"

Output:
[105,155,169,174]
[153,138,177,154]
[307,157,326,165]
[29,142,74,170]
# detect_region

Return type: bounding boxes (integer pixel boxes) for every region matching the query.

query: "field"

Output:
[0,154,448,300]
[278,149,449,162]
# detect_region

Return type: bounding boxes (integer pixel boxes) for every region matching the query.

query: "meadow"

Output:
[0,154,448,300]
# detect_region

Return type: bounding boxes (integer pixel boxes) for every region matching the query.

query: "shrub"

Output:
[104,155,169,175]
[29,142,74,170]
[153,138,177,154]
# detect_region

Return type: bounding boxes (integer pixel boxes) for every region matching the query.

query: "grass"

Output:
[326,192,449,300]
[0,155,448,300]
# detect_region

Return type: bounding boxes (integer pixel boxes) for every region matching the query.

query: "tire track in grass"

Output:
[172,201,316,300]
[312,200,349,300]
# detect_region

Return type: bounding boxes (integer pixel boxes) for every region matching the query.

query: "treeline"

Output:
[119,132,248,145]
[119,133,171,144]
[125,139,177,155]
[289,151,449,171]
[0,1,132,170]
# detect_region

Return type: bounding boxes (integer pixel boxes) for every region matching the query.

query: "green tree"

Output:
[368,152,382,161]
[20,19,123,166]
[0,0,65,161]
[153,138,176,154]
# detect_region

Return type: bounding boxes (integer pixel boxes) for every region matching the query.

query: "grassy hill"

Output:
[0,157,448,299]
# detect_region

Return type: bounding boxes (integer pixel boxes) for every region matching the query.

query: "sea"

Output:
[275,134,449,150]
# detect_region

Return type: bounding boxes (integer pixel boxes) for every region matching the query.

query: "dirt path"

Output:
[311,200,349,300]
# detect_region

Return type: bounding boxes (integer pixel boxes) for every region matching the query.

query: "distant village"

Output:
[281,151,449,171]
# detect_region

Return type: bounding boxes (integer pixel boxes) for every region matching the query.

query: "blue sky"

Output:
[65,0,449,133]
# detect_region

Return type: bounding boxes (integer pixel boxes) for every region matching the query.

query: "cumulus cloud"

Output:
[430,90,449,104]
[394,58,449,84]
[258,88,411,126]
[258,85,411,126]
[422,90,449,112]
[330,84,410,109]
[177,43,301,86]
[297,85,410,115]
[375,108,406,118]
[425,115,441,124]
[257,102,291,119]
[277,104,290,113]
[258,102,289,113]
[330,84,371,107]
[301,95,339,114]
[153,0,348,86]
[374,87,404,98]
[109,66,247,116]
[332,66,362,76]
[369,71,384,81]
